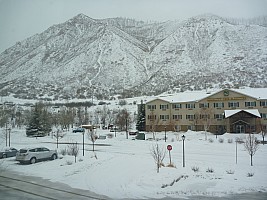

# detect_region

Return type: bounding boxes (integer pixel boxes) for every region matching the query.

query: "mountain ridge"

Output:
[0,13,267,100]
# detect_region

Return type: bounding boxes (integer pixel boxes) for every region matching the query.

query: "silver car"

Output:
[16,147,57,164]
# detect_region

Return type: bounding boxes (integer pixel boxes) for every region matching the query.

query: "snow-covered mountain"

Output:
[0,14,267,101]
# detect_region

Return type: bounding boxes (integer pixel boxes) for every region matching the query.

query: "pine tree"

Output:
[136,101,145,131]
[26,102,52,136]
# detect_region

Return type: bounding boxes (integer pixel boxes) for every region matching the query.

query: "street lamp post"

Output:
[164,126,166,142]
[126,119,128,139]
[182,135,185,167]
[8,128,11,147]
[235,140,238,164]
[82,131,85,156]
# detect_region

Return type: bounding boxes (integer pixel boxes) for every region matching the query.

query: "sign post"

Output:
[167,145,172,165]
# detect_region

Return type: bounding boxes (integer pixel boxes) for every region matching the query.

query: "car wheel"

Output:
[30,157,36,164]
[3,154,7,158]
[51,154,57,160]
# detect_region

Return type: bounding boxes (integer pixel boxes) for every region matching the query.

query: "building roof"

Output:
[224,109,261,118]
[147,88,267,104]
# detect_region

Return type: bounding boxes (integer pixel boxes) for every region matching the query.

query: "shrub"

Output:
[226,170,235,174]
[60,148,67,156]
[206,168,214,173]
[166,163,176,168]
[218,138,224,143]
[66,160,73,165]
[118,99,127,106]
[228,138,233,143]
[208,138,214,143]
[247,172,254,177]
[235,137,244,144]
[191,166,199,172]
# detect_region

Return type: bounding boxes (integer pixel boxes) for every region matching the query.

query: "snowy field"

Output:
[0,128,267,199]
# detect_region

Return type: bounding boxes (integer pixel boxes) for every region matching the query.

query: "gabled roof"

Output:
[224,109,261,118]
[146,88,267,104]
[232,88,267,100]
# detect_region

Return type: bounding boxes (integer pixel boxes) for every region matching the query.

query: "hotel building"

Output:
[145,88,267,134]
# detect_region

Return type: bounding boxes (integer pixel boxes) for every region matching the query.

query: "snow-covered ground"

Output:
[1,128,266,199]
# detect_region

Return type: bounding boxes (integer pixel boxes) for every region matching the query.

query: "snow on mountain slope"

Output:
[0,14,266,100]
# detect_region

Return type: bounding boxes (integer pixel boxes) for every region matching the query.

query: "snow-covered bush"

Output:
[206,167,214,173]
[66,160,73,165]
[247,172,254,177]
[219,138,224,143]
[60,148,67,156]
[226,170,235,174]
[208,138,214,143]
[191,166,199,172]
[228,138,233,143]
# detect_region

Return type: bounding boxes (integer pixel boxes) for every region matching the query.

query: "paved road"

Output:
[1,170,266,200]
[0,170,109,200]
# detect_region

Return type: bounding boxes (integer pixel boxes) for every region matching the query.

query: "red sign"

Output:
[167,145,172,151]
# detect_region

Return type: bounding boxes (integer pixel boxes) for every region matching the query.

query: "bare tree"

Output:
[67,142,79,163]
[148,111,161,140]
[244,133,259,166]
[116,109,131,139]
[260,124,266,145]
[53,129,66,148]
[150,143,166,173]
[199,108,214,140]
[87,129,98,152]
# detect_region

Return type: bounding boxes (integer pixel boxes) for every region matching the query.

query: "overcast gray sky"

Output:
[0,0,267,53]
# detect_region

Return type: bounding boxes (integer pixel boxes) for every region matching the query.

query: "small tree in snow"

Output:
[87,129,98,152]
[68,142,79,163]
[244,133,259,166]
[199,108,214,140]
[150,143,166,173]
[53,128,66,148]
[260,125,266,145]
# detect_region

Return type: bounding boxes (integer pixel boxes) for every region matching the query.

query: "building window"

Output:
[214,102,224,108]
[186,114,195,120]
[245,102,256,107]
[173,115,182,120]
[261,113,267,119]
[214,114,224,119]
[148,115,156,120]
[147,105,156,110]
[160,104,169,110]
[186,103,195,109]
[172,103,182,109]
[199,103,209,108]
[160,115,169,120]
[260,101,267,106]
[228,102,239,108]
[200,114,210,119]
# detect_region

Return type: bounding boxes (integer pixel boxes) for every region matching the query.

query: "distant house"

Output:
[144,88,267,134]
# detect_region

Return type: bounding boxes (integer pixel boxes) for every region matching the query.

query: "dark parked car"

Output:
[0,147,18,159]
[72,128,85,133]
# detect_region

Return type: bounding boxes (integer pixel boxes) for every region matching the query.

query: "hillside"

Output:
[0,14,267,101]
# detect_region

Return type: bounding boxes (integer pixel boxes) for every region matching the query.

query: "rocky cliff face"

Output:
[0,14,267,100]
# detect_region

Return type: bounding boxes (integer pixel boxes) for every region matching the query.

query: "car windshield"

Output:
[19,149,28,153]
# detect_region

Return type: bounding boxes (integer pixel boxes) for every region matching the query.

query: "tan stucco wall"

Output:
[145,90,267,133]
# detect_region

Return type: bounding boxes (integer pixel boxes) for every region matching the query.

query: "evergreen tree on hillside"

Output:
[136,101,145,131]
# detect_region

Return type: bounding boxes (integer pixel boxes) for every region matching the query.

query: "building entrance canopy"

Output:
[224,109,261,118]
